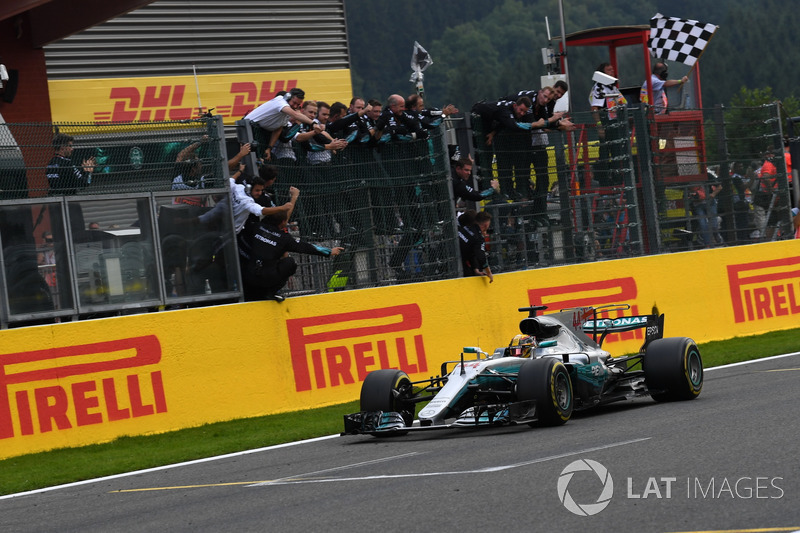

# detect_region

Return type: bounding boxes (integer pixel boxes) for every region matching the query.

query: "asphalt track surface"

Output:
[3,354,800,533]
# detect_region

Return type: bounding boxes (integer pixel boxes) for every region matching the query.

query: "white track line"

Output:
[0,434,339,501]
[704,351,800,371]
[3,352,798,500]
[248,437,651,487]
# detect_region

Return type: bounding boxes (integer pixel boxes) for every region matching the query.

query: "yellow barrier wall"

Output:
[48,69,353,125]
[1,240,798,458]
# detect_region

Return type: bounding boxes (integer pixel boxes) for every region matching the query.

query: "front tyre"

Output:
[644,337,703,402]
[517,358,573,426]
[360,369,415,427]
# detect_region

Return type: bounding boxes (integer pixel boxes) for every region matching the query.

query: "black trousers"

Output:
[243,256,297,301]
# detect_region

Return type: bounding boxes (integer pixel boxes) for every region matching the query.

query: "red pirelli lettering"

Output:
[0,336,163,439]
[727,257,800,323]
[286,304,427,392]
[528,278,638,309]
[529,278,641,343]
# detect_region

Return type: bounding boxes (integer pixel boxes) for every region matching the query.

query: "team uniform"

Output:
[452,167,494,204]
[503,90,553,218]
[458,221,489,277]
[242,220,336,300]
[46,155,91,196]
[244,94,292,132]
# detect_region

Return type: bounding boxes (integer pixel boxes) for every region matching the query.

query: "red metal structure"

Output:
[0,0,154,124]
[559,25,708,186]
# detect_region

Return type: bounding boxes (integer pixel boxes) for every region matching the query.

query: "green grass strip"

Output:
[1,328,797,496]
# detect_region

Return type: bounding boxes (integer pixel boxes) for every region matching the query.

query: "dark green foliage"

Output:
[345,0,800,111]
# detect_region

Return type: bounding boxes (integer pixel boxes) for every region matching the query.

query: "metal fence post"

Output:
[631,105,661,254]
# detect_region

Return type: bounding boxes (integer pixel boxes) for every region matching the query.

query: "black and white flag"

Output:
[648,13,717,66]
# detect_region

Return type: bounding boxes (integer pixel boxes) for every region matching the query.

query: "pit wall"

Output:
[1,240,798,458]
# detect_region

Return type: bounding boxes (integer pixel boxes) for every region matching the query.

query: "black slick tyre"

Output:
[517,357,573,426]
[644,336,703,402]
[360,369,414,427]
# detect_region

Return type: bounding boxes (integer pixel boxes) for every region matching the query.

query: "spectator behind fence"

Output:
[327,98,372,143]
[296,101,348,164]
[590,62,628,187]
[471,96,539,148]
[171,136,209,206]
[501,86,559,218]
[197,163,298,246]
[471,96,542,201]
[242,210,343,302]
[372,94,429,143]
[365,99,382,139]
[639,61,688,115]
[244,88,322,159]
[727,161,754,244]
[752,151,786,241]
[374,94,433,279]
[406,94,458,131]
[294,101,347,238]
[689,169,723,248]
[452,156,498,207]
[793,207,800,239]
[47,133,95,196]
[457,209,493,282]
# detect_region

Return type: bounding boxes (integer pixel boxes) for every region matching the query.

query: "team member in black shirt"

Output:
[46,133,95,196]
[242,210,343,301]
[457,209,493,282]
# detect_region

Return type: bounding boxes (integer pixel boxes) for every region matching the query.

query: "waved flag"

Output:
[648,13,718,66]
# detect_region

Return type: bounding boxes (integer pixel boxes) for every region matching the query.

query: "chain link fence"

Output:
[472,103,795,275]
[0,104,795,327]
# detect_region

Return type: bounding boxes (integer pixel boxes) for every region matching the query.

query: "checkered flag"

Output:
[649,13,717,66]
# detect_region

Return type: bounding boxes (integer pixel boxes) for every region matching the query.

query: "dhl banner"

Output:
[47,69,353,125]
[1,240,798,458]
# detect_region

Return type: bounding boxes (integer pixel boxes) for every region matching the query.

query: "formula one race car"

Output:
[342,304,703,436]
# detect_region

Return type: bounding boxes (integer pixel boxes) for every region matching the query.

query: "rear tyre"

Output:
[644,337,703,402]
[517,357,573,426]
[360,369,415,427]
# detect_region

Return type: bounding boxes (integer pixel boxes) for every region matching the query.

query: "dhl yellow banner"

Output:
[47,69,353,124]
[1,240,798,458]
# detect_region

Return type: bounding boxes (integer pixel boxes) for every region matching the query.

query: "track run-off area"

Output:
[3,353,800,533]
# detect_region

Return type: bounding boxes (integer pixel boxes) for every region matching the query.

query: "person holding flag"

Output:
[640,61,689,114]
[642,13,718,112]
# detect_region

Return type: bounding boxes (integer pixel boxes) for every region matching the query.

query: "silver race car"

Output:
[342,304,703,436]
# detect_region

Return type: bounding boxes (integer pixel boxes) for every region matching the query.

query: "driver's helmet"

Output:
[508,334,535,358]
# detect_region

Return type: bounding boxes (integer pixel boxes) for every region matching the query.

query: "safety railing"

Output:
[0,103,795,328]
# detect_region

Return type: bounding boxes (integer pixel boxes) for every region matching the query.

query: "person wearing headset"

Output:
[640,61,689,115]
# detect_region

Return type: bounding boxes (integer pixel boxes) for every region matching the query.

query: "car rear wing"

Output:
[518,303,665,351]
[583,312,665,352]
